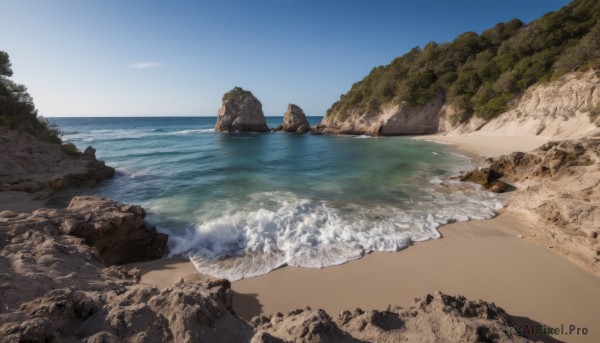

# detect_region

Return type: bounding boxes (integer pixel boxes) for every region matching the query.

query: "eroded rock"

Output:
[281,104,310,133]
[215,87,269,132]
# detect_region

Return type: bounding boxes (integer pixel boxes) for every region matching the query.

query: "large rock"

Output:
[281,104,310,133]
[458,167,510,193]
[1,195,168,266]
[215,87,269,132]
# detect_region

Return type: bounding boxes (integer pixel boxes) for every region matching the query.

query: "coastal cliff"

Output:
[319,0,600,137]
[318,90,444,135]
[215,87,269,132]
[439,70,600,138]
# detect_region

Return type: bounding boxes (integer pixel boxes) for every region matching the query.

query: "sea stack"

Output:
[281,103,310,133]
[215,87,269,132]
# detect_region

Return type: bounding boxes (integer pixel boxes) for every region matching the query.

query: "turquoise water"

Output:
[50,117,501,279]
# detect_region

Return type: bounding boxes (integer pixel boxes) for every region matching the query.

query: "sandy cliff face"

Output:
[320,70,600,138]
[318,91,444,136]
[441,70,600,138]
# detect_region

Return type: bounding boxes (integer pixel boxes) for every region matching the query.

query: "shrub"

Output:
[61,142,80,156]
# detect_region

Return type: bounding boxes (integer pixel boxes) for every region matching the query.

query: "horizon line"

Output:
[45,115,325,118]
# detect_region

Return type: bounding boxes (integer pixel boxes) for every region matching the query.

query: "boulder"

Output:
[281,104,310,133]
[1,195,168,266]
[459,167,510,193]
[215,87,269,132]
[60,195,169,265]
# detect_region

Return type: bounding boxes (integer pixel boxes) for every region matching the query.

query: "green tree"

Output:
[0,51,61,143]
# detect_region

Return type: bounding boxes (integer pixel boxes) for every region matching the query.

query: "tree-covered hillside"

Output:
[0,51,61,143]
[326,0,600,124]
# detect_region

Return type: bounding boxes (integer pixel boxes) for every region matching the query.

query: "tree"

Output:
[0,50,61,143]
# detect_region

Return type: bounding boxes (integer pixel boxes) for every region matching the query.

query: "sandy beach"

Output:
[132,135,600,342]
[0,191,46,213]
[413,134,551,158]
[135,212,600,342]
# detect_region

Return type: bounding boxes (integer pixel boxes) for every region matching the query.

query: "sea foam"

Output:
[166,187,502,280]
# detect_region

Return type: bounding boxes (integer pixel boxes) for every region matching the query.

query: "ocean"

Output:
[49,117,502,280]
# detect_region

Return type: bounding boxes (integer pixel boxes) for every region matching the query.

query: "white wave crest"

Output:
[167,188,502,280]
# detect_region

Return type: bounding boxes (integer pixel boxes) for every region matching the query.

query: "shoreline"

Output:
[413,134,551,158]
[134,213,600,342]
[132,134,600,342]
[6,130,598,341]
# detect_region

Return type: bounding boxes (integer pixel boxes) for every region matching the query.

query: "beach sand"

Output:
[413,134,550,157]
[0,191,46,213]
[124,134,600,342]
[135,213,600,342]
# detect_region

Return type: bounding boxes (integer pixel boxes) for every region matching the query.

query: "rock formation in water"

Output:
[461,138,600,275]
[215,87,270,132]
[0,127,115,209]
[277,104,311,133]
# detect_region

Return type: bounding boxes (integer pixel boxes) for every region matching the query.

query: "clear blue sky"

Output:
[1,0,570,117]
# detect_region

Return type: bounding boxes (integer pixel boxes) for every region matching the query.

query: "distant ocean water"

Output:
[49,117,502,280]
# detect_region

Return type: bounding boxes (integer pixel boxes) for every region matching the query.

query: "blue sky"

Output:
[1,0,570,117]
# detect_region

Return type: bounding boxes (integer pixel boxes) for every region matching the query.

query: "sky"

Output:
[1,0,571,117]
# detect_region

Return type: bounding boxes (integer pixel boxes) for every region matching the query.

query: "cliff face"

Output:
[318,91,444,136]
[319,70,600,138]
[440,70,600,138]
[215,87,269,132]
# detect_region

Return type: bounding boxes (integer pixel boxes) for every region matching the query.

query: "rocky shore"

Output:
[0,195,529,342]
[0,127,114,211]
[0,126,535,342]
[461,138,600,275]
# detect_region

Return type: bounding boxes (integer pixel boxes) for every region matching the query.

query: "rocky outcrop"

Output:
[1,195,168,266]
[457,168,511,193]
[440,70,600,138]
[461,138,600,275]
[215,87,269,132]
[277,104,310,133]
[317,90,444,136]
[0,195,534,342]
[0,127,115,207]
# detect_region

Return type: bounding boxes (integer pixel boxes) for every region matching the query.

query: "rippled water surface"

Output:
[49,117,501,279]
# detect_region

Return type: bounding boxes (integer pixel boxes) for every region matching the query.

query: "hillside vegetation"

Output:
[0,51,61,143]
[326,0,600,124]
